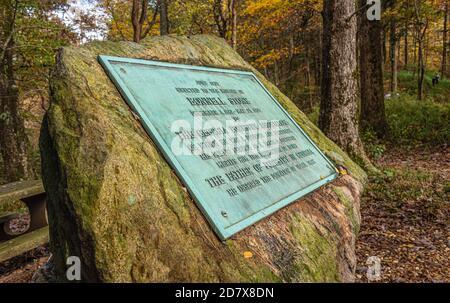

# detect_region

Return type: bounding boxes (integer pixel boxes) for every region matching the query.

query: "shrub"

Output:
[385,94,449,146]
[362,129,386,159]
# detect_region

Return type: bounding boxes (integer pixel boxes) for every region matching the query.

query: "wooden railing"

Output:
[0,180,49,263]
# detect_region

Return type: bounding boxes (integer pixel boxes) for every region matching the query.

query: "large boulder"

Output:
[40,35,366,282]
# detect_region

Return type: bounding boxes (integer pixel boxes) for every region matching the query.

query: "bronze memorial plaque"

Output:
[99,55,338,240]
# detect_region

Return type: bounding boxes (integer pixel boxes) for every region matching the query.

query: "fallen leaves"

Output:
[356,145,450,283]
[0,246,50,283]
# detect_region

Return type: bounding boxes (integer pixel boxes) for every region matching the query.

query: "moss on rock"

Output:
[41,35,366,282]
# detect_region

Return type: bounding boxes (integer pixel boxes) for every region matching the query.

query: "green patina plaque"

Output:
[99,56,338,240]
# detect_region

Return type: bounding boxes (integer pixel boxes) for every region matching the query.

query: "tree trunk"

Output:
[131,0,150,43]
[358,0,388,138]
[413,31,417,67]
[320,0,367,161]
[417,24,427,101]
[305,47,313,112]
[383,27,387,63]
[315,52,321,87]
[159,0,170,35]
[132,0,142,43]
[0,3,34,182]
[230,0,237,49]
[442,2,448,77]
[415,0,428,101]
[314,28,322,87]
[213,0,227,38]
[274,61,280,86]
[404,25,408,67]
[389,20,398,92]
[418,37,425,100]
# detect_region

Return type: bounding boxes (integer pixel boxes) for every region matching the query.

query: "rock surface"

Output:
[40,35,367,282]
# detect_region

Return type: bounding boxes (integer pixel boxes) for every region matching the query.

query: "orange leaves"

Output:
[239,0,320,70]
[253,46,302,68]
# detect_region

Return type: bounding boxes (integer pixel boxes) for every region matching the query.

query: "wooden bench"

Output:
[0,180,49,263]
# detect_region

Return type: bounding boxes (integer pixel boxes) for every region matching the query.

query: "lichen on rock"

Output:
[40,34,367,282]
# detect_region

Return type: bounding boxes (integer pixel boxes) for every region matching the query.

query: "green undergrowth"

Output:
[384,95,449,146]
[366,167,449,223]
[396,70,450,103]
[307,83,448,161]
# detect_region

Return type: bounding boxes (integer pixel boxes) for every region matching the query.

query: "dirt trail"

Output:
[356,146,450,282]
[0,246,49,283]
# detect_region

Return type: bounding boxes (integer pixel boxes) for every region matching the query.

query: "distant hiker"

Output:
[432,73,441,86]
